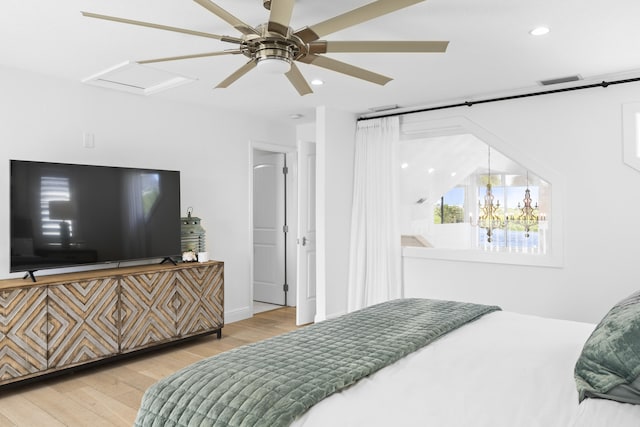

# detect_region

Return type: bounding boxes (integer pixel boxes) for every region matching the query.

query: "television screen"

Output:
[10,160,181,274]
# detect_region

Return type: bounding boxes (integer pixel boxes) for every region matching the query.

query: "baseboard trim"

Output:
[225,306,253,324]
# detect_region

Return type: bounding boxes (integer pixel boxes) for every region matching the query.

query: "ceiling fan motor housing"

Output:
[255,41,294,73]
[256,41,293,63]
[250,23,303,69]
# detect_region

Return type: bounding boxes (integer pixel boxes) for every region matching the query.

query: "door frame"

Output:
[249,141,298,311]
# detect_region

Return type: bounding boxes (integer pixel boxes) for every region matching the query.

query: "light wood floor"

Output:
[0,307,299,427]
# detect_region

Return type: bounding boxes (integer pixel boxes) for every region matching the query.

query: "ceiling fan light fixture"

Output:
[256,42,293,74]
[257,57,291,73]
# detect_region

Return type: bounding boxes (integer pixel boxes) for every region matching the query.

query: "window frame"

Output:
[400,116,564,268]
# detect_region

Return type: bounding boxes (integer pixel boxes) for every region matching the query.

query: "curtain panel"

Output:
[348,116,402,312]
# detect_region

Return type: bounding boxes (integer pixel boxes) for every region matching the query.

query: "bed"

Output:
[134,296,640,427]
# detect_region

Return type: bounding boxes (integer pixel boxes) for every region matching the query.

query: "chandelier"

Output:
[470,146,506,243]
[515,172,541,238]
[469,147,544,243]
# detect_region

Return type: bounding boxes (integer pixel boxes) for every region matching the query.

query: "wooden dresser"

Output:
[0,261,223,386]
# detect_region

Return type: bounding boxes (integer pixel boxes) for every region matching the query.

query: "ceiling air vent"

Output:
[82,61,196,95]
[538,75,582,86]
[369,104,400,112]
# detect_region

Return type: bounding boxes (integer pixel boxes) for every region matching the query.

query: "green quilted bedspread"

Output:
[134,298,500,427]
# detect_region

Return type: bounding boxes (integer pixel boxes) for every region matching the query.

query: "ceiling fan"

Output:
[81,0,449,96]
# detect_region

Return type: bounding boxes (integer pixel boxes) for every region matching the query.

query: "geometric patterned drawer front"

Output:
[47,278,119,369]
[119,270,177,352]
[175,263,224,337]
[0,287,48,383]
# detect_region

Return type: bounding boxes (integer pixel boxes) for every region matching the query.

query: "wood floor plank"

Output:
[99,365,157,395]
[0,393,67,427]
[112,388,146,412]
[65,386,137,426]
[0,307,297,427]
[24,385,116,427]
[0,413,16,427]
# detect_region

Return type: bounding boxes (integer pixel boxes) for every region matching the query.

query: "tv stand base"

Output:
[23,271,37,282]
[160,257,177,266]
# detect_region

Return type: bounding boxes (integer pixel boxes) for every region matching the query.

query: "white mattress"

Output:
[292,310,639,427]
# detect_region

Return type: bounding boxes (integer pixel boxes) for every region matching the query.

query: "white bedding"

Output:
[570,398,640,427]
[292,311,639,427]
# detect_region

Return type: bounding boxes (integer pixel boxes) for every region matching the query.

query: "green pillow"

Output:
[575,290,640,404]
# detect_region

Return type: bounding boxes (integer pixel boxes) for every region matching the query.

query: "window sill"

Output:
[402,246,563,268]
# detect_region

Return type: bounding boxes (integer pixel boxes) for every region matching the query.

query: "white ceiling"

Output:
[3,0,640,124]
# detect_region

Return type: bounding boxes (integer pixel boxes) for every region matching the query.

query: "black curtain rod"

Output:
[357,76,640,122]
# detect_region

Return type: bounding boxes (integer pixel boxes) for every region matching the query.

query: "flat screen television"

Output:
[10,160,181,279]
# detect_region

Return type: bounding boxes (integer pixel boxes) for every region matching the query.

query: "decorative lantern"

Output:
[181,207,206,254]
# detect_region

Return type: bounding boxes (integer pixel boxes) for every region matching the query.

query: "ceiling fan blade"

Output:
[285,62,313,96]
[81,11,238,42]
[138,50,242,64]
[299,54,391,86]
[192,0,259,36]
[215,59,257,88]
[267,0,295,36]
[294,0,425,43]
[309,40,449,54]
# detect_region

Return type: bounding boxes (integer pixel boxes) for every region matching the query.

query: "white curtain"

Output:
[348,116,402,312]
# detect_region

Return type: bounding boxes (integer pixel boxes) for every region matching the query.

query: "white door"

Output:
[253,150,286,305]
[296,141,316,325]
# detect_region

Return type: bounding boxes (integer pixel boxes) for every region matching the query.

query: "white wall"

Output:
[6,64,635,327]
[315,106,356,320]
[0,65,295,323]
[402,82,640,324]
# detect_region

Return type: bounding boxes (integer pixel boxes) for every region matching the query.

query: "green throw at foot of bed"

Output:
[134,298,501,427]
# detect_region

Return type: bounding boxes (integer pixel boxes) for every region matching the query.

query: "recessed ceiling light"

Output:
[311,79,324,86]
[530,26,550,36]
[401,162,409,169]
[289,113,303,120]
[428,168,435,174]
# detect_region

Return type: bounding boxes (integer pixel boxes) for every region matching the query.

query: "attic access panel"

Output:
[82,61,196,95]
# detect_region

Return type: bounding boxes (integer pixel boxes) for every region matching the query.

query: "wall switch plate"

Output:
[83,132,95,148]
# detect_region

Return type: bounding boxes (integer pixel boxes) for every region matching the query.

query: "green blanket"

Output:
[134,298,500,427]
